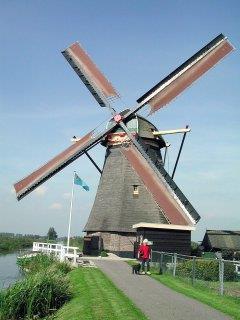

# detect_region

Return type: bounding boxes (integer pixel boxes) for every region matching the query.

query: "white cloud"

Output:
[35,186,47,196]
[63,192,71,199]
[49,202,62,210]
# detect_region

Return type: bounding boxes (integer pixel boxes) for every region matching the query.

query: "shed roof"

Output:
[204,230,240,250]
[132,222,195,231]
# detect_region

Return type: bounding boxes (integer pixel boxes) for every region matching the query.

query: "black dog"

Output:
[132,263,141,274]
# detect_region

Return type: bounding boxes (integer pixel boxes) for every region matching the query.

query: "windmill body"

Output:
[13,34,234,257]
[84,114,168,256]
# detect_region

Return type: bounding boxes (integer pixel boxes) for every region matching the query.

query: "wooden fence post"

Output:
[159,252,164,274]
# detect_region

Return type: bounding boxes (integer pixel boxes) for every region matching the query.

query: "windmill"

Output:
[14,34,234,256]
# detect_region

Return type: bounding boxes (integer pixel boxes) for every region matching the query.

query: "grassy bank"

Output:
[53,268,147,320]
[128,261,240,320]
[151,274,240,319]
[0,254,72,320]
[127,260,240,319]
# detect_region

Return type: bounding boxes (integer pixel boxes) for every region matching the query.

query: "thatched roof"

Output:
[202,230,240,251]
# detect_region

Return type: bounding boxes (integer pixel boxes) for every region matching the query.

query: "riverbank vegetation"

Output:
[17,253,72,274]
[0,254,72,320]
[1,255,146,320]
[0,233,84,255]
[0,234,44,254]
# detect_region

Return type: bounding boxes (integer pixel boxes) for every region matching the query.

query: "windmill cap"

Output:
[143,239,148,244]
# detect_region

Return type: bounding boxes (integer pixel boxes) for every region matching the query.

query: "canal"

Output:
[0,252,22,289]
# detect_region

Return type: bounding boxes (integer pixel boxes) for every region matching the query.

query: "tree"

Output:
[191,241,202,257]
[47,227,58,240]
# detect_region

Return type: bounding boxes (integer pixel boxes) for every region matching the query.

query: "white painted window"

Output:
[133,185,139,196]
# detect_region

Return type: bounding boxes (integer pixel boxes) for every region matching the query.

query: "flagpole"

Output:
[67,171,75,251]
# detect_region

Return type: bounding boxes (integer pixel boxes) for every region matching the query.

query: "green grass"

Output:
[53,268,148,320]
[151,273,240,320]
[201,252,217,259]
[127,260,240,319]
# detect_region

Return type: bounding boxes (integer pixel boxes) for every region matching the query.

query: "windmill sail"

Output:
[14,121,117,201]
[62,42,119,108]
[14,34,234,202]
[136,34,234,114]
[120,139,199,226]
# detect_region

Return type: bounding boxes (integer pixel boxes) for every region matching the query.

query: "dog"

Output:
[132,263,141,274]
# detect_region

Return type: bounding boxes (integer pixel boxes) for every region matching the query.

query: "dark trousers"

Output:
[141,258,150,272]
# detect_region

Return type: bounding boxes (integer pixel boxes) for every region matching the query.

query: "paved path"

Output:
[95,260,231,320]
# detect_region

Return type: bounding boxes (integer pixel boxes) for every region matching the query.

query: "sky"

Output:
[0,0,239,242]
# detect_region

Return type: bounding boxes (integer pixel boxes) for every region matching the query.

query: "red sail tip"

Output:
[136,34,234,115]
[62,42,120,106]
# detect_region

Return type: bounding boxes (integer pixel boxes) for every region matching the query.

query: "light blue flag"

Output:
[74,173,89,191]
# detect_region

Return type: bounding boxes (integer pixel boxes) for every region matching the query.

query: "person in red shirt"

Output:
[138,238,151,275]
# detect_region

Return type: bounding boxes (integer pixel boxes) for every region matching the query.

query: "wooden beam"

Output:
[153,128,191,136]
[85,152,102,174]
[71,137,102,174]
[172,125,189,179]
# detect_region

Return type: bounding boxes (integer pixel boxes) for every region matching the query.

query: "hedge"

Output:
[176,259,237,281]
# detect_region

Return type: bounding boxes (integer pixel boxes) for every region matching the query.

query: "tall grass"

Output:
[0,254,72,320]
[17,253,72,274]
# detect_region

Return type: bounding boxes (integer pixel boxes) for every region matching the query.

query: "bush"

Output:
[0,291,4,319]
[100,251,108,257]
[234,251,240,261]
[0,269,72,320]
[17,253,72,274]
[221,250,240,262]
[222,249,235,260]
[191,242,202,257]
[176,259,237,281]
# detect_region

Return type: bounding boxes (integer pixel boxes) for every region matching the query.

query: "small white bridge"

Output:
[32,242,80,264]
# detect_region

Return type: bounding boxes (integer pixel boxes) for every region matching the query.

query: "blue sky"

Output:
[0,0,239,241]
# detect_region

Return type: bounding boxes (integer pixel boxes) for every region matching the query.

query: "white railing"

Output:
[32,242,79,264]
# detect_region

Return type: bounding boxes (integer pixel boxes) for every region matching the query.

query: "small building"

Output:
[133,222,195,256]
[202,230,240,252]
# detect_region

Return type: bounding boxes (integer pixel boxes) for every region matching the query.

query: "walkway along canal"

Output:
[0,252,22,288]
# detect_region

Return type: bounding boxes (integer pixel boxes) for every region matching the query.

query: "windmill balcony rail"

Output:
[32,242,80,264]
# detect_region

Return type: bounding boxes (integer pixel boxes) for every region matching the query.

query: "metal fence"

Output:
[151,251,240,297]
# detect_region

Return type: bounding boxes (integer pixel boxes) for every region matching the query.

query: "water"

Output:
[0,252,22,289]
